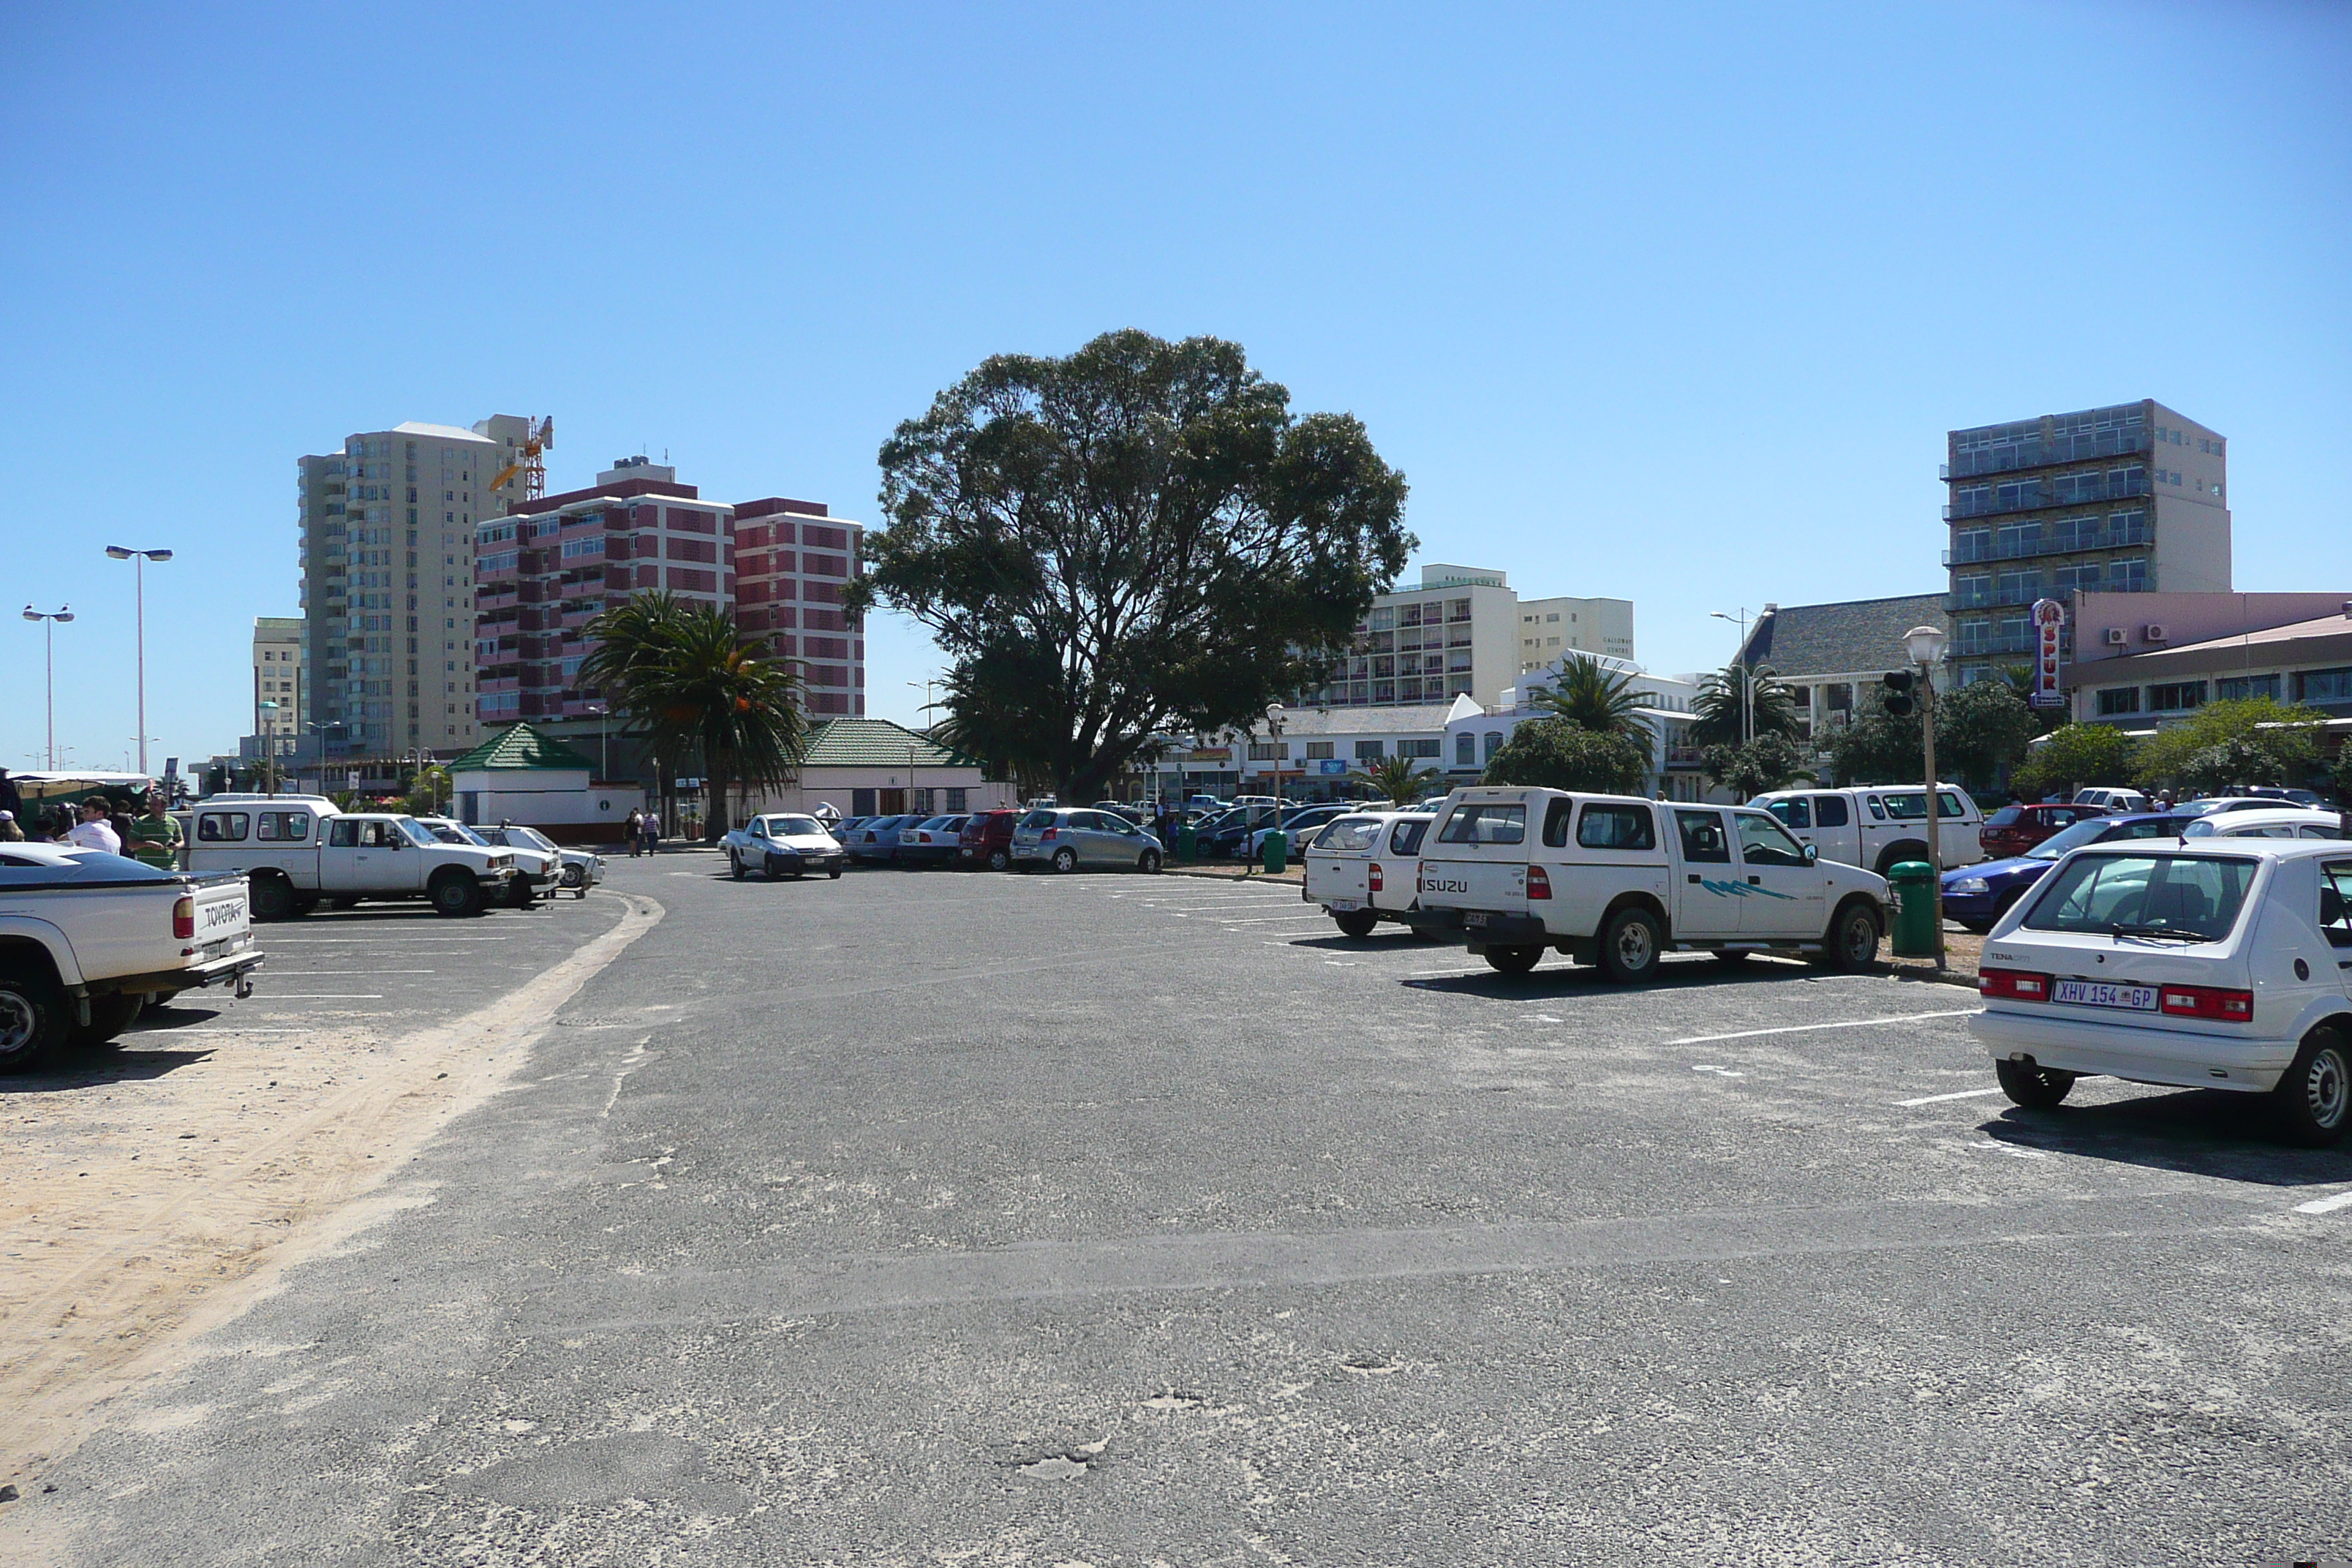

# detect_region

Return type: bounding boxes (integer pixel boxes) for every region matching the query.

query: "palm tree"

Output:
[1532,654,1652,763]
[1356,754,1439,807]
[1690,661,1801,748]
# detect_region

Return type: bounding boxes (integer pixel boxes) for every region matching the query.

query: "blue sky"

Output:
[4,1,2347,774]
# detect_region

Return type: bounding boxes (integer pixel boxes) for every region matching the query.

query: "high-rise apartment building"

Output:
[1515,594,1636,671]
[1943,400,2229,685]
[249,617,304,761]
[1304,564,1635,711]
[734,499,866,717]
[297,415,536,756]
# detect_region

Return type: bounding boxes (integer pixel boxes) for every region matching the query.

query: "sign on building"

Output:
[2030,598,2067,709]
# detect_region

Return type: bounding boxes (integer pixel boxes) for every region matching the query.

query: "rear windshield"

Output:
[1986,806,2021,826]
[1319,818,1384,853]
[1876,790,1967,821]
[1019,810,1057,829]
[2021,852,2258,942]
[1438,802,1526,845]
[2027,814,2185,861]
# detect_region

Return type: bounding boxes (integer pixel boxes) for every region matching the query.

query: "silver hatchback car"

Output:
[1010,807,1164,874]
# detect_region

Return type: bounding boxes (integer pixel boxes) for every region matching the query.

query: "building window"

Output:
[1304,741,1335,760]
[1398,738,1441,758]
[2297,668,2352,704]
[945,788,968,813]
[1354,739,1386,761]
[1447,598,1472,622]
[1482,731,1504,761]
[2096,687,2141,716]
[1247,741,1286,761]
[1455,732,1476,766]
[2217,674,2277,702]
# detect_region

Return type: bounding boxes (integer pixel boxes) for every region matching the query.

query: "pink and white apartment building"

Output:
[473,458,863,728]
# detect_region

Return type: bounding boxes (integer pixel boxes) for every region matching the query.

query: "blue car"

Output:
[1941,810,2195,931]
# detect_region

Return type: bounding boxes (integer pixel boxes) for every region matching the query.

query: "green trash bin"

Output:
[1175,823,1197,861]
[1262,829,1289,875]
[1887,861,1938,957]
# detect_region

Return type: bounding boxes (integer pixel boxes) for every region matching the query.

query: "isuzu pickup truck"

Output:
[1407,787,1889,979]
[182,796,516,919]
[1,843,262,1070]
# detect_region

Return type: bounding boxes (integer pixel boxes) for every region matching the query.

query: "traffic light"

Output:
[1881,669,1916,717]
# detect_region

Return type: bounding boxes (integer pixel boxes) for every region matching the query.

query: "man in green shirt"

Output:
[126,790,182,871]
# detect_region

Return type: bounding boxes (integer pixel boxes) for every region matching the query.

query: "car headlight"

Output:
[1949,877,1989,895]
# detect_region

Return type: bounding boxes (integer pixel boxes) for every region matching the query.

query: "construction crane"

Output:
[487,416,554,504]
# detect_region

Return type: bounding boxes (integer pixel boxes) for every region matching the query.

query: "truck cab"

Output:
[1409,787,1889,979]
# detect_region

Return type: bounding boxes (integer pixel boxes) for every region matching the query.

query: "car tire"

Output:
[730,853,747,881]
[72,992,145,1049]
[1052,847,1077,874]
[1995,1057,2076,1109]
[429,870,483,918]
[2274,1028,2352,1147]
[248,873,297,922]
[766,857,785,881]
[988,848,1010,872]
[1598,905,1662,984]
[1484,944,1543,976]
[1334,909,1380,939]
[0,964,70,1074]
[1820,900,1882,973]
[1139,850,1162,875]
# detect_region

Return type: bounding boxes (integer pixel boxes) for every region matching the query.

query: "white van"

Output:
[2072,786,2153,815]
[1746,784,1986,875]
[1302,810,1435,936]
[1409,787,1889,979]
[181,795,517,919]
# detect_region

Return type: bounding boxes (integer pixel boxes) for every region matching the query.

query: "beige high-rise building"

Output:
[250,617,304,762]
[1515,595,1636,671]
[297,416,537,758]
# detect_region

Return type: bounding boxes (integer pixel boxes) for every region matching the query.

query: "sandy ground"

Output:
[0,892,663,1493]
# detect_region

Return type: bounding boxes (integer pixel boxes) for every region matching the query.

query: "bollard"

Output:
[1262,828,1289,875]
[1888,861,1937,957]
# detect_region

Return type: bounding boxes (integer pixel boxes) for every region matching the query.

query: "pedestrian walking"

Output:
[64,798,122,854]
[625,808,644,857]
[641,808,661,856]
[125,788,183,871]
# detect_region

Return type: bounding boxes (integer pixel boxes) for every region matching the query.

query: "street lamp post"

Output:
[21,604,74,768]
[1710,608,1754,743]
[585,703,610,782]
[906,681,935,815]
[1904,623,1950,970]
[105,546,173,776]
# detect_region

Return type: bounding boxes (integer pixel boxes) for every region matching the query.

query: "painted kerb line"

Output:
[1894,1086,2008,1107]
[1667,1009,1975,1046]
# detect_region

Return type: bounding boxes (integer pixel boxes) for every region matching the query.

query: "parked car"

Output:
[1011,807,1165,873]
[2180,807,2344,841]
[181,795,516,919]
[830,816,869,842]
[957,809,1020,871]
[896,815,973,867]
[1302,810,1435,937]
[0,843,265,1069]
[415,816,557,908]
[1969,837,2352,1145]
[1979,802,2102,860]
[1197,804,1287,859]
[845,814,915,864]
[1243,803,1353,859]
[2174,796,2308,819]
[2243,787,2325,807]
[1942,811,2195,932]
[1409,788,1888,979]
[2072,787,2154,814]
[474,823,603,897]
[720,813,848,880]
[1749,783,1986,875]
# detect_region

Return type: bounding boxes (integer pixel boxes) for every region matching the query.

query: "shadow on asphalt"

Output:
[1,1044,217,1093]
[1972,1096,2352,1187]
[1403,956,1833,997]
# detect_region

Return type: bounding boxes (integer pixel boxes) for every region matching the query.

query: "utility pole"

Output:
[105,546,173,775]
[1905,624,1950,970]
[22,604,74,768]
[1711,608,1754,742]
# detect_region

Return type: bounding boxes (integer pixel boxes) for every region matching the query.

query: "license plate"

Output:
[1463,911,1489,928]
[2051,980,2157,1011]
[1326,898,1362,912]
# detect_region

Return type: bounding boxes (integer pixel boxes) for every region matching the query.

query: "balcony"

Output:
[1944,520,2149,565]
[1947,428,2152,480]
[1945,583,2046,611]
[1945,469,2148,521]
[1953,630,2040,657]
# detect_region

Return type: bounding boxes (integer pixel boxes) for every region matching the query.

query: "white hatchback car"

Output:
[2180,807,2345,843]
[1969,837,2352,1145]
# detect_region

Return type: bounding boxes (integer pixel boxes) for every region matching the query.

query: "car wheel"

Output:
[2274,1029,2352,1147]
[829,867,842,879]
[248,873,296,922]
[1820,900,1882,973]
[1333,909,1380,939]
[71,992,145,1049]
[1598,905,1662,983]
[0,964,70,1073]
[1484,944,1543,976]
[429,870,483,918]
[988,848,1010,872]
[766,856,785,881]
[730,852,747,881]
[1139,849,1161,875]
[1995,1058,2076,1109]
[1052,847,1077,874]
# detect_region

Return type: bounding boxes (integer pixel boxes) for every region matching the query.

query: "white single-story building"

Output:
[448,723,637,843]
[744,718,1019,819]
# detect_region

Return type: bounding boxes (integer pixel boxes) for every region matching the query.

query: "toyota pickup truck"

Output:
[182,796,516,919]
[1,843,263,1070]
[1406,787,1889,979]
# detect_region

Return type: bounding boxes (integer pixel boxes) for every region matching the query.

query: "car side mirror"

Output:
[1803,843,1818,864]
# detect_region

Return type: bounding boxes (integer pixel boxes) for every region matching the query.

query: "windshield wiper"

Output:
[2108,923,2206,943]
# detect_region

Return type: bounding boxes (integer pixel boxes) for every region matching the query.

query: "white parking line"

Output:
[252,994,384,1000]
[1894,1086,2007,1107]
[1665,1009,1975,1047]
[124,1028,318,1036]
[268,970,435,976]
[1215,914,1335,925]
[2293,1189,2352,1215]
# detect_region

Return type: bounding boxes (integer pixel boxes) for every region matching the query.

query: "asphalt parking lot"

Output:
[10,853,2352,1564]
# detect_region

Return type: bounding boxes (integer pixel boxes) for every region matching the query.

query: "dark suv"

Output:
[958,809,1019,871]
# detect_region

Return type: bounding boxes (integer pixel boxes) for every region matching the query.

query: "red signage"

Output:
[2030,598,2066,709]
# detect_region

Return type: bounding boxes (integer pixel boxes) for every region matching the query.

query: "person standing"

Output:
[0,768,22,826]
[0,811,21,843]
[625,807,644,858]
[641,807,661,856]
[64,799,122,854]
[125,788,183,871]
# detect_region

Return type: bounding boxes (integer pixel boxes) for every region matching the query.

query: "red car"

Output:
[957,809,1019,871]
[1978,802,2097,859]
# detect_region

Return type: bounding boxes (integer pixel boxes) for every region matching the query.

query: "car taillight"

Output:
[1526,865,1552,900]
[173,895,195,940]
[2160,984,2255,1022]
[1041,826,1058,840]
[1368,862,1384,894]
[1980,968,2051,1001]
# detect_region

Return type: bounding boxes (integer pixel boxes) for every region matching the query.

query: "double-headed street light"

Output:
[22,604,73,769]
[105,546,173,776]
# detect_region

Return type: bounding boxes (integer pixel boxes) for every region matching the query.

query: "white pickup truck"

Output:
[182,796,516,919]
[1,843,263,1070]
[1407,787,1890,979]
[1302,810,1436,937]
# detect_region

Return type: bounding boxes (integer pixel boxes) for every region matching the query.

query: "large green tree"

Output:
[852,330,1413,803]
[1689,663,1801,748]
[2009,722,2136,801]
[1825,677,2035,792]
[1703,733,1812,800]
[1482,720,1651,795]
[1531,655,1652,764]
[2129,697,2326,794]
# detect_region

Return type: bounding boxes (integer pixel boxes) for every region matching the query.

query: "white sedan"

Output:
[721,815,847,881]
[1970,836,2352,1145]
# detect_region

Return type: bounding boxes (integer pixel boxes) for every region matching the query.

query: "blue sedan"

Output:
[1941,810,2195,931]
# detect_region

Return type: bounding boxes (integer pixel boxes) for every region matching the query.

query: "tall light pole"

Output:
[906,681,935,814]
[1904,623,1950,970]
[585,702,610,781]
[1711,608,1754,744]
[105,546,173,775]
[21,604,74,768]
